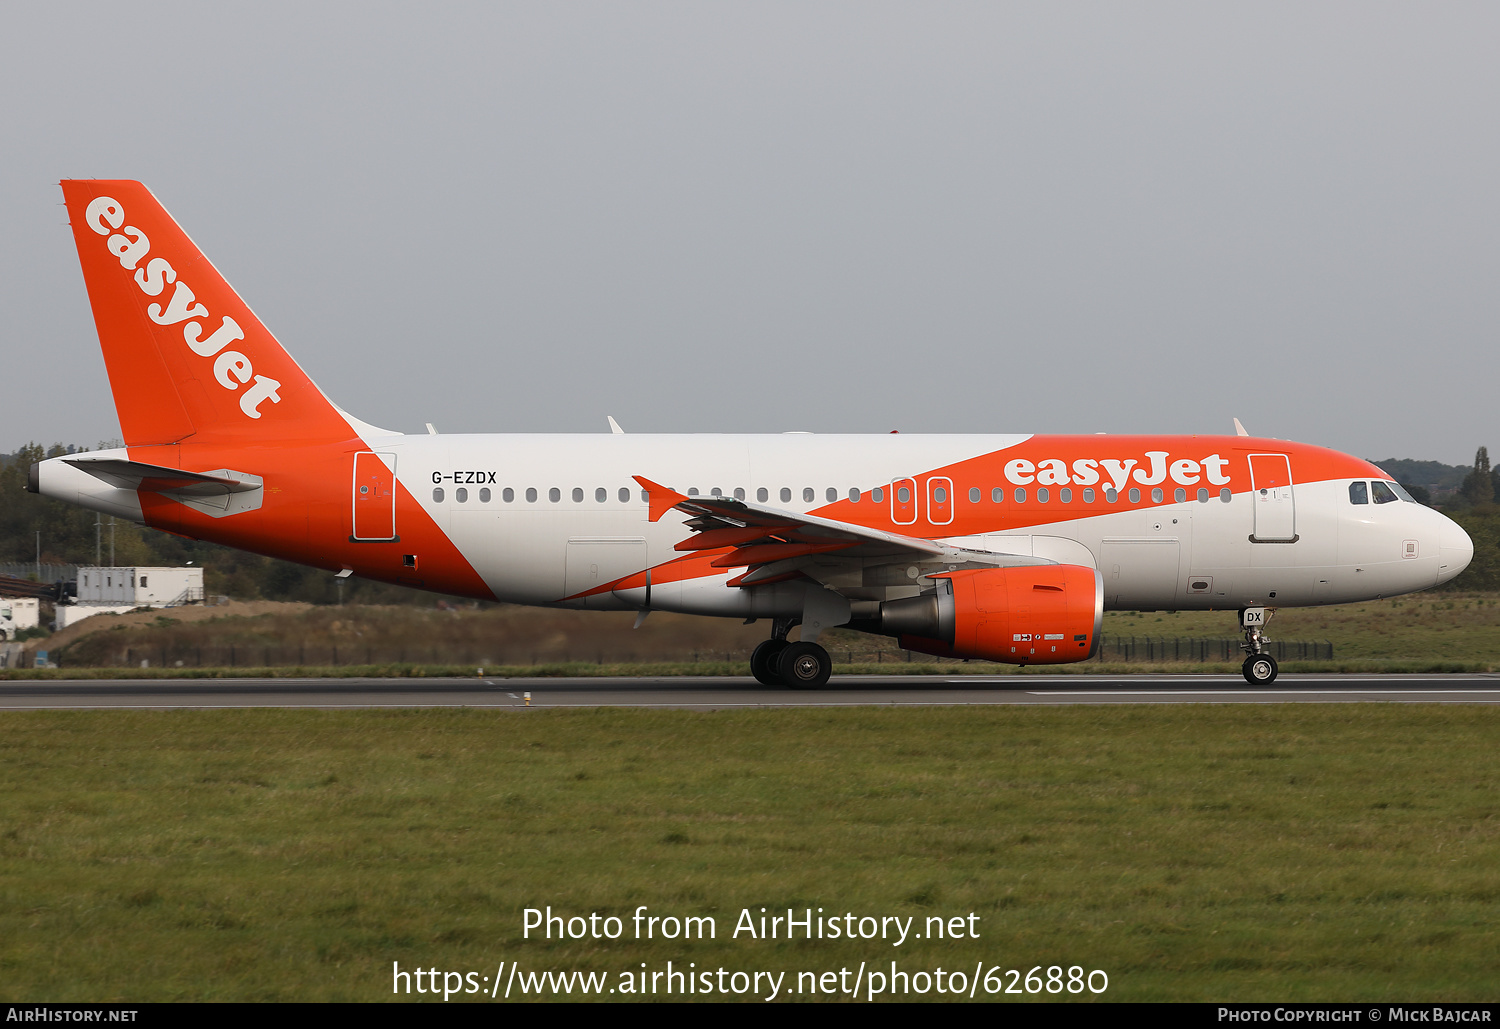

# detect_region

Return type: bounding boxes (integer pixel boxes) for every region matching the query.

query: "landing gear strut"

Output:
[1239,606,1279,685]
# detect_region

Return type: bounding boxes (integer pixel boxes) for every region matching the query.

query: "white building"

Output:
[60,566,205,629]
[0,598,40,634]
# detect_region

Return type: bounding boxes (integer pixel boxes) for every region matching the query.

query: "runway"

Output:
[1,674,1498,709]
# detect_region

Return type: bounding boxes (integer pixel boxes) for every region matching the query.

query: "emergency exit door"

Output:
[1248,453,1296,542]
[352,452,397,541]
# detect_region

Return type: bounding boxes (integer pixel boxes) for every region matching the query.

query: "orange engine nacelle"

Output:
[891,564,1103,665]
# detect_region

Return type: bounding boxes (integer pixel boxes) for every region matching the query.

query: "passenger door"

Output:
[1248,453,1296,542]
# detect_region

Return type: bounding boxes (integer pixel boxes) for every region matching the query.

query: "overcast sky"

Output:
[2,3,1495,465]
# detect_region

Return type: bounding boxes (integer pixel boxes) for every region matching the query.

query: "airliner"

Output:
[27,181,1474,686]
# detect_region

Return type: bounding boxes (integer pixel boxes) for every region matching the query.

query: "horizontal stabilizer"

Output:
[65,458,262,497]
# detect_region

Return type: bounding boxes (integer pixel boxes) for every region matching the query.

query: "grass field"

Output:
[9,592,1496,676]
[1,706,1496,1002]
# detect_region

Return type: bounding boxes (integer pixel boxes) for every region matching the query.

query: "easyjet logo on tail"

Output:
[83,197,282,419]
[1003,451,1233,490]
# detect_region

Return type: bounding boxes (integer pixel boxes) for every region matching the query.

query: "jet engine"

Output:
[880,564,1104,665]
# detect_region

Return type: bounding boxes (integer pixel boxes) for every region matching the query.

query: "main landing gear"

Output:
[750,618,833,689]
[1239,606,1279,685]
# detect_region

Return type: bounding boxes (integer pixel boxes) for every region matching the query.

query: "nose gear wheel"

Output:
[1242,654,1279,685]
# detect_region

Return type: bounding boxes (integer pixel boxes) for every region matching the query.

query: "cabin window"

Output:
[687,488,699,496]
[1174,488,1186,503]
[757,488,768,502]
[1197,488,1208,503]
[897,486,911,503]
[1219,488,1232,503]
[969,487,980,503]
[140,576,147,587]
[871,487,884,503]
[640,489,649,502]
[617,487,629,502]
[503,488,515,502]
[1152,487,1164,503]
[803,487,815,503]
[734,488,745,500]
[1060,487,1072,503]
[548,487,561,503]
[991,487,1003,503]
[1036,487,1049,503]
[1105,488,1118,503]
[431,488,444,503]
[480,488,491,502]
[933,486,947,503]
[1014,488,1026,504]
[456,487,468,503]
[1372,480,1400,505]
[780,488,792,503]
[826,487,837,502]
[1129,488,1141,503]
[569,487,582,502]
[1083,488,1095,503]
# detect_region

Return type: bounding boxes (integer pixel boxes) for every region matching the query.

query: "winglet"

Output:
[633,475,688,522]
[607,416,625,434]
[1233,417,1249,437]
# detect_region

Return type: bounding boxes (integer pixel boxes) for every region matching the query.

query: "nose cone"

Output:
[1437,514,1473,586]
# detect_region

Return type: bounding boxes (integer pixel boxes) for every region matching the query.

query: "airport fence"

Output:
[0,563,77,583]
[34,635,1334,669]
[1094,636,1333,663]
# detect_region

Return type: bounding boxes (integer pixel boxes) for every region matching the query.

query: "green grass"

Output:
[25,593,1499,674]
[1,706,1497,1001]
[1104,593,1500,661]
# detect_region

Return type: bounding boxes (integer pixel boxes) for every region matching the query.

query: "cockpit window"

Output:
[1349,481,1368,505]
[1371,480,1400,505]
[1386,481,1418,503]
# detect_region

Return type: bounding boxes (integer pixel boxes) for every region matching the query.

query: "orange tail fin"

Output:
[60,180,354,447]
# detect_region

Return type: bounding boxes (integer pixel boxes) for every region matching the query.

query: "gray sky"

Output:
[2,2,1495,465]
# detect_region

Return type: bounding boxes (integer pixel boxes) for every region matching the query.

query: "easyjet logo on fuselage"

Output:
[83,196,282,419]
[1002,451,1233,491]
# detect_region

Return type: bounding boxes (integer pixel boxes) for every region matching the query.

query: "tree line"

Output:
[2,442,1497,602]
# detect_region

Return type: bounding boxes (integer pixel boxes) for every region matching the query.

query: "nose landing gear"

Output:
[1239,606,1279,684]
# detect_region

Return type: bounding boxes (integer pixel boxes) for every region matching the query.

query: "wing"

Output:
[633,475,1049,587]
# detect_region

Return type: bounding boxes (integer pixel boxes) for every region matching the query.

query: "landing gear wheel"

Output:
[777,642,832,689]
[1242,654,1278,685]
[750,639,788,686]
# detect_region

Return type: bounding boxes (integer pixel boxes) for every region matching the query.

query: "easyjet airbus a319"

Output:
[29,181,1474,685]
